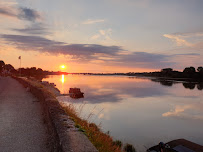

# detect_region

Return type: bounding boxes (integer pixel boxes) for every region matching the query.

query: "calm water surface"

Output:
[43,75,203,152]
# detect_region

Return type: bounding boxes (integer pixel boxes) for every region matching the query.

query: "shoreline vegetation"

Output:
[1,60,202,91]
[1,60,202,82]
[72,67,203,83]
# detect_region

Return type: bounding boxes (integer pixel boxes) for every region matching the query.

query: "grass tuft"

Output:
[124,144,136,152]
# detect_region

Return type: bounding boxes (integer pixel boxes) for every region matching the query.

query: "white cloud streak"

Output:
[82,19,105,25]
[162,104,203,120]
[164,31,203,47]
[91,28,112,40]
[164,34,193,47]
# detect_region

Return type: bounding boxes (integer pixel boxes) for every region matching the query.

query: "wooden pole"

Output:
[19,56,21,77]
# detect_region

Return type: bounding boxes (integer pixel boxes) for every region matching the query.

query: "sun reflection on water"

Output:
[61,74,65,83]
[60,74,65,94]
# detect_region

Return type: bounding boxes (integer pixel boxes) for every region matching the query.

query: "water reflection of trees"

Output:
[54,75,203,106]
[160,81,173,86]
[151,79,175,87]
[197,83,203,90]
[182,82,203,90]
[33,75,49,81]
[182,83,196,90]
[150,79,203,91]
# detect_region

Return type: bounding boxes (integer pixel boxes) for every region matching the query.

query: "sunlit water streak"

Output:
[43,75,203,152]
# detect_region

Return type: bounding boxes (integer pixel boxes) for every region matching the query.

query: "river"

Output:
[43,74,203,152]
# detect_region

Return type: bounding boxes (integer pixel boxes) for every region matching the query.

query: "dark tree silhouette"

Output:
[197,67,203,72]
[183,67,196,73]
[4,64,17,74]
[161,68,173,73]
[0,60,5,73]
[4,64,15,71]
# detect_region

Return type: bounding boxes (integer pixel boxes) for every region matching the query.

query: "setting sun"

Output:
[60,65,66,69]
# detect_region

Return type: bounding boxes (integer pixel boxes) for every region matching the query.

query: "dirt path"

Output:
[0,76,48,152]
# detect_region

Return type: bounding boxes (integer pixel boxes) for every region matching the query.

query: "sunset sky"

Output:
[0,0,202,72]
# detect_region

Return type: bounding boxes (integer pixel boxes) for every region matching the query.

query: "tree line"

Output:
[1,59,203,81]
[0,60,49,80]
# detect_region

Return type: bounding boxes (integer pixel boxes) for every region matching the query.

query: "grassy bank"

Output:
[19,77,136,152]
[60,102,136,152]
[60,102,122,152]
[22,78,121,151]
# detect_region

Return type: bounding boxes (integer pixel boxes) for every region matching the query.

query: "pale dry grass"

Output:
[60,102,122,152]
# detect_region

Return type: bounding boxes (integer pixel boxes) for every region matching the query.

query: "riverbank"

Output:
[14,76,138,152]
[13,76,98,152]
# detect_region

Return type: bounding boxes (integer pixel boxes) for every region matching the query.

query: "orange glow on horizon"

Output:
[1,48,159,73]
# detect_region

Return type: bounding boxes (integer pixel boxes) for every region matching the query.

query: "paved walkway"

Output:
[0,77,48,152]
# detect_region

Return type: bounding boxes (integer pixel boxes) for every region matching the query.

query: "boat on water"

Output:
[147,139,203,152]
[69,88,84,98]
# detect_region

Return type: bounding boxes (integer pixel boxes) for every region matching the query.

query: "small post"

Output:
[19,56,21,77]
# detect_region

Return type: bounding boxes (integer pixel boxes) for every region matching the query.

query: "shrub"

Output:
[124,144,136,152]
[113,140,123,148]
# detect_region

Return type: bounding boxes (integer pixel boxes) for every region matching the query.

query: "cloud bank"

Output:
[0,6,41,22]
[0,3,46,36]
[1,34,195,69]
[12,23,49,35]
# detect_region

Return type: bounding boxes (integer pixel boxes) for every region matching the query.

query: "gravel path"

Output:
[0,76,48,152]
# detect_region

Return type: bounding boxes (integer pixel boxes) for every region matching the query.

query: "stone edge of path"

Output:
[13,77,98,152]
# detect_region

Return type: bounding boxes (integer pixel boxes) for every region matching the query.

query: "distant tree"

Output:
[183,67,196,73]
[30,67,37,71]
[161,68,173,74]
[2,64,17,75]
[4,64,15,71]
[37,68,43,75]
[161,68,173,72]
[0,60,5,73]
[197,67,203,72]
[0,60,5,66]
